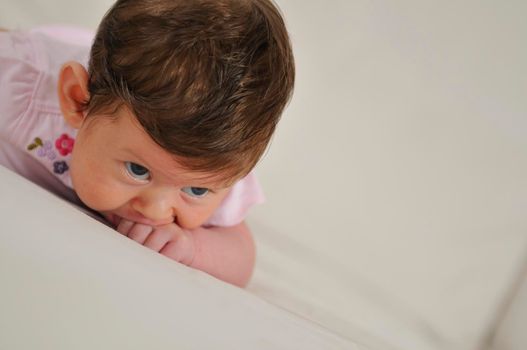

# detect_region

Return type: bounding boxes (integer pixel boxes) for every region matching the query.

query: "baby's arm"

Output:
[190,223,256,287]
[116,221,256,287]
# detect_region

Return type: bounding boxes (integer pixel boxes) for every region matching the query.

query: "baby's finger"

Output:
[128,223,153,244]
[160,237,194,265]
[116,219,134,235]
[143,228,174,252]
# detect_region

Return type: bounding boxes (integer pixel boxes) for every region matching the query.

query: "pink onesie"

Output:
[0,28,264,227]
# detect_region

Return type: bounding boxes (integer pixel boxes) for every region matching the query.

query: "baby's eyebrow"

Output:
[149,166,226,190]
[119,147,151,166]
[186,177,231,190]
[183,173,236,190]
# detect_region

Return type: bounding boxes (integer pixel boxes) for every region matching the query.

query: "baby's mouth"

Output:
[103,211,175,228]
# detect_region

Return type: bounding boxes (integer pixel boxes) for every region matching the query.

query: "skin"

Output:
[56,61,256,287]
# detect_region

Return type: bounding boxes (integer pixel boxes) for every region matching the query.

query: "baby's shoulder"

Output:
[0,27,92,129]
[0,30,42,140]
[205,172,265,227]
[0,27,91,100]
[0,28,89,191]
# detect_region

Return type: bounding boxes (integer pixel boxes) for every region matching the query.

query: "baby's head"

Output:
[57,0,294,228]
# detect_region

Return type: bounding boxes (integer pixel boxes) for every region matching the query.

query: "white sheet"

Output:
[0,165,357,349]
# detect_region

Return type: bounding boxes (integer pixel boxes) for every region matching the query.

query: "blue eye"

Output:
[125,161,150,181]
[181,186,209,198]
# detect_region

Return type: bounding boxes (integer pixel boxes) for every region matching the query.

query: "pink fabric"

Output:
[0,28,264,227]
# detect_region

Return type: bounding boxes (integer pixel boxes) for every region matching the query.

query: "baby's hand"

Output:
[116,219,195,265]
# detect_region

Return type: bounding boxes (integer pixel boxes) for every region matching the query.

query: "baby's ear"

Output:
[57,61,90,129]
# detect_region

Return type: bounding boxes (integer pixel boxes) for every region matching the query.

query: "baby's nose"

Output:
[132,189,176,223]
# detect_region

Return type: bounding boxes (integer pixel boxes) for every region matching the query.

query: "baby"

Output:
[0,0,294,287]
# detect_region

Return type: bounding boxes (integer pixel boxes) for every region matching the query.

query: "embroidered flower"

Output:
[53,161,69,174]
[47,151,57,161]
[28,137,57,160]
[27,136,70,175]
[55,134,75,156]
[37,147,47,157]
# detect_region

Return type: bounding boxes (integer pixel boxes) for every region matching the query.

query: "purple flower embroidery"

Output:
[53,161,69,174]
[29,138,57,159]
[37,147,47,157]
[27,136,69,174]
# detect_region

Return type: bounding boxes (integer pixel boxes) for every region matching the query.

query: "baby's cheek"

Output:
[178,197,226,229]
[73,173,124,211]
[82,186,119,211]
[177,209,209,230]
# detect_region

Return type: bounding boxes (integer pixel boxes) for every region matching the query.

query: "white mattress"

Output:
[0,166,358,349]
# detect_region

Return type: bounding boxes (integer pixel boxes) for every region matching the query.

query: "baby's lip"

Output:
[101,210,174,227]
[113,213,174,227]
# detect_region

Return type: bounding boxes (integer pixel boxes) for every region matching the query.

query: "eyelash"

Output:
[181,186,210,198]
[123,161,215,197]
[124,161,150,182]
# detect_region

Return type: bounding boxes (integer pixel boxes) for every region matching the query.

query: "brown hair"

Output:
[85,0,294,183]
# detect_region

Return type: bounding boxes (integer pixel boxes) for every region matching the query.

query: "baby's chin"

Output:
[98,211,120,227]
